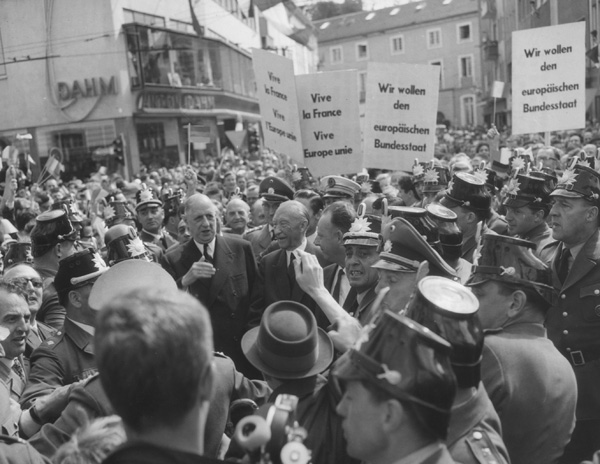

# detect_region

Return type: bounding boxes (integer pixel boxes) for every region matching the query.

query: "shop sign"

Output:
[57,76,117,101]
[137,91,216,112]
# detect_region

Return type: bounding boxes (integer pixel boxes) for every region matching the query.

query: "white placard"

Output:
[252,49,303,161]
[295,71,362,177]
[512,22,585,134]
[363,62,440,171]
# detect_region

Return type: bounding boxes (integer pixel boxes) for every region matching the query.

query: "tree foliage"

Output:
[310,0,363,21]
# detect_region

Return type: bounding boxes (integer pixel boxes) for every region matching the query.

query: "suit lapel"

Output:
[208,236,233,307]
[561,231,600,291]
[258,226,272,251]
[273,250,292,298]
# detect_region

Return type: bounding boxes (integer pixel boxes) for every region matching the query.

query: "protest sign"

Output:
[363,62,440,171]
[252,49,303,161]
[512,22,585,134]
[295,70,362,177]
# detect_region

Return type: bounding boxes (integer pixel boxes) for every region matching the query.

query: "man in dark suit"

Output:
[161,193,258,377]
[243,176,294,259]
[544,163,600,463]
[248,200,322,326]
[314,202,356,328]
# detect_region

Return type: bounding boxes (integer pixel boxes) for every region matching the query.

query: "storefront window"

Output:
[124,24,253,97]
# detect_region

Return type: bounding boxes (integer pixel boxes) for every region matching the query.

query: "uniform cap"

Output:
[422,165,451,193]
[52,198,84,223]
[135,183,162,211]
[89,260,177,311]
[440,172,491,214]
[467,234,555,306]
[103,201,134,227]
[343,214,382,247]
[3,242,34,270]
[333,311,456,436]
[404,276,483,388]
[503,174,551,209]
[31,209,77,251]
[259,176,294,202]
[375,217,455,277]
[321,176,360,199]
[104,224,152,266]
[550,163,600,203]
[54,248,109,298]
[388,206,440,248]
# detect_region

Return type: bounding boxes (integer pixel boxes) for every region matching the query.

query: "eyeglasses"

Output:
[8,277,43,289]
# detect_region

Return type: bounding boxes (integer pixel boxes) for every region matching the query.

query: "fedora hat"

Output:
[242,301,333,379]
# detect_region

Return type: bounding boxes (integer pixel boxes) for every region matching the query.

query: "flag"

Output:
[189,124,211,144]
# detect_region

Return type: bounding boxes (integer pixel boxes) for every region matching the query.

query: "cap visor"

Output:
[344,238,379,247]
[372,258,417,272]
[550,189,583,198]
[503,198,532,208]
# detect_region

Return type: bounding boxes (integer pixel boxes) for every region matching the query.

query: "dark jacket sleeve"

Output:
[28,378,111,458]
[20,346,64,409]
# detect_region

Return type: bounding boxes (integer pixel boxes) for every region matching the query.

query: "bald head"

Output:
[225,199,250,234]
[273,200,309,251]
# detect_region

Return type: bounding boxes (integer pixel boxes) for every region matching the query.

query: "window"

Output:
[457,22,472,43]
[123,8,165,27]
[0,28,6,78]
[460,55,473,78]
[356,42,369,60]
[390,34,405,55]
[460,95,476,126]
[429,60,444,89]
[330,46,343,64]
[358,71,367,103]
[427,28,442,49]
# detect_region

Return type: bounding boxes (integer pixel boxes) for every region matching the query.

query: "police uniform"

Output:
[544,164,600,463]
[135,185,169,252]
[21,319,96,409]
[29,353,270,459]
[321,176,360,205]
[469,233,577,464]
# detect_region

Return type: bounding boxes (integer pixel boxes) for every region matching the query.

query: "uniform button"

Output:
[561,294,566,300]
[472,431,482,440]
[595,289,600,295]
[563,312,568,317]
[566,347,571,352]
[563,330,569,335]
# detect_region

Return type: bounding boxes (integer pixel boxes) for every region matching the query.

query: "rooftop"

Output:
[315,0,478,43]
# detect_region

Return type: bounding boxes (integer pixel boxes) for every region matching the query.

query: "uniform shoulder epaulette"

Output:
[42,329,65,348]
[465,428,507,464]
[243,225,263,237]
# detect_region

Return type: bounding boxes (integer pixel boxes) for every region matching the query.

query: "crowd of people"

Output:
[0,122,598,464]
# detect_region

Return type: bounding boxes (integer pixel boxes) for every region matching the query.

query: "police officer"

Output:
[333,310,457,464]
[545,162,600,463]
[468,234,577,464]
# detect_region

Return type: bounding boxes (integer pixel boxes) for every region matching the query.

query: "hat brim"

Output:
[372,258,417,272]
[135,200,163,211]
[503,197,535,209]
[260,194,289,202]
[323,193,353,200]
[89,260,177,311]
[241,327,334,380]
[550,189,584,199]
[343,238,380,247]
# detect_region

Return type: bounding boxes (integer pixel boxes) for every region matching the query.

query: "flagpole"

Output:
[187,123,191,165]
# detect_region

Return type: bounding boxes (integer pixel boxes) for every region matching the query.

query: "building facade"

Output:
[479,0,596,128]
[314,0,483,128]
[0,0,316,179]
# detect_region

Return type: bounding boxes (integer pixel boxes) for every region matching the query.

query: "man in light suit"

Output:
[161,194,258,378]
[248,201,322,327]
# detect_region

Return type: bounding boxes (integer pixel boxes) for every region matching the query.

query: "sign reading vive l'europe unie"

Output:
[57,76,118,101]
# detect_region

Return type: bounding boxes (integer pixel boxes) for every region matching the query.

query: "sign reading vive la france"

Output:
[252,49,303,161]
[295,71,362,177]
[363,62,440,171]
[512,22,585,134]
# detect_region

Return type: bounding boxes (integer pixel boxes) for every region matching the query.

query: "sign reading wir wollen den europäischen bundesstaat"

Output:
[363,62,440,172]
[512,22,585,135]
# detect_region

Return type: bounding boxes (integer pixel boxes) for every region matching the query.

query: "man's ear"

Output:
[508,289,527,317]
[68,289,83,308]
[466,211,478,224]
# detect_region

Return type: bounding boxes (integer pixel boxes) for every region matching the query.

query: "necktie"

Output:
[343,287,358,316]
[332,268,344,302]
[12,360,25,384]
[288,253,296,284]
[557,248,571,285]
[271,228,276,241]
[203,243,212,264]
